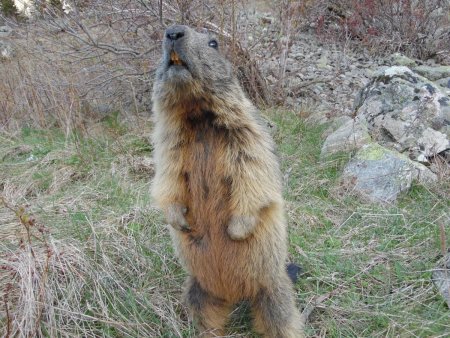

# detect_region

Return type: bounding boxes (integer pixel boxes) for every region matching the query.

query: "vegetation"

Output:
[297,0,450,61]
[0,0,17,17]
[1,109,448,337]
[1,0,449,336]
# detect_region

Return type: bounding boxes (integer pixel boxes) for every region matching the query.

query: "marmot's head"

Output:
[154,25,236,105]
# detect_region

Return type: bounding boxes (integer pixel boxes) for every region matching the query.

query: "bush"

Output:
[0,0,270,132]
[299,0,450,60]
[0,0,18,17]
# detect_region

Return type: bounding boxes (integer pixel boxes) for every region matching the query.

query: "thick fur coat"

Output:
[151,25,304,337]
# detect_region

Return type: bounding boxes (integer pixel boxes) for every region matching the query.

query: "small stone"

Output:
[389,53,416,67]
[417,128,450,157]
[432,254,450,308]
[416,153,429,165]
[414,65,450,81]
[435,77,450,89]
[321,118,372,158]
[317,54,330,69]
[0,25,13,38]
[0,41,14,59]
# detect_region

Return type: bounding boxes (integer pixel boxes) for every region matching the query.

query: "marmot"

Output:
[151,25,304,338]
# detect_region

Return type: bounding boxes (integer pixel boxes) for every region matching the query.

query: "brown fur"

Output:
[151,25,304,337]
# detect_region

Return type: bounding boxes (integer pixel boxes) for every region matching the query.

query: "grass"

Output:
[1,109,449,337]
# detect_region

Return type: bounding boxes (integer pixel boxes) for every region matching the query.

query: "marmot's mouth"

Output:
[169,51,187,67]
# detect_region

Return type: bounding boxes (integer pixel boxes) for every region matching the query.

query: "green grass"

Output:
[268,110,449,337]
[0,110,449,337]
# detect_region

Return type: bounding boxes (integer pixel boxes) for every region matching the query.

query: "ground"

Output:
[1,109,449,337]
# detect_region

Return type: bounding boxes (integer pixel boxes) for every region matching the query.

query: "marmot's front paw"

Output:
[166,203,190,232]
[227,215,257,240]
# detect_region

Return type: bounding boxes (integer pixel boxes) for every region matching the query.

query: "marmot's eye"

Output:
[208,39,218,49]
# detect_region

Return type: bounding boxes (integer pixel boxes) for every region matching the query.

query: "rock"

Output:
[259,16,273,25]
[354,66,450,165]
[317,54,331,70]
[0,40,14,59]
[321,118,372,158]
[417,128,450,157]
[435,77,450,89]
[305,110,332,125]
[321,115,353,138]
[0,25,12,38]
[432,254,450,308]
[414,65,450,81]
[0,26,13,59]
[341,143,437,203]
[389,53,416,67]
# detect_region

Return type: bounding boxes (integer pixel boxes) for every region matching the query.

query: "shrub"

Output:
[0,0,18,17]
[0,0,270,132]
[298,0,450,60]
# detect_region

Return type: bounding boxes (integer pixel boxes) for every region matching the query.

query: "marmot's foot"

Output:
[167,203,190,232]
[227,215,256,240]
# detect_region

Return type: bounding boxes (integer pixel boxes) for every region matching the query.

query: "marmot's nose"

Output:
[166,25,186,41]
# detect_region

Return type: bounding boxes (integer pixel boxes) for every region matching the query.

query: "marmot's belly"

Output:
[178,229,261,301]
[181,135,232,240]
[177,134,267,300]
[181,188,251,299]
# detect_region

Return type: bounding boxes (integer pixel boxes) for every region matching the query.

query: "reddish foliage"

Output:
[303,0,450,60]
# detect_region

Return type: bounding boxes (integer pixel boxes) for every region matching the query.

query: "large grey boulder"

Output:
[354,66,450,164]
[341,143,437,203]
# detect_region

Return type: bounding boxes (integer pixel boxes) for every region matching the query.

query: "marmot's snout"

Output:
[165,25,186,42]
[164,25,189,68]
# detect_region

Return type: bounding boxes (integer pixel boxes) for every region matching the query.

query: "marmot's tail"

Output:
[286,263,302,284]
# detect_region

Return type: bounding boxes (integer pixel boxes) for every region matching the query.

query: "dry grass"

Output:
[0,123,194,337]
[0,218,187,337]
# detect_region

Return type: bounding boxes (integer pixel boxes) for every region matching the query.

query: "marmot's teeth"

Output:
[171,51,183,65]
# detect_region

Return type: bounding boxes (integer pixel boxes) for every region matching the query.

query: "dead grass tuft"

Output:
[0,196,189,337]
[0,127,193,337]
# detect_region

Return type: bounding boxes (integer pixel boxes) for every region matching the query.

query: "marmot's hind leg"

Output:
[252,275,305,338]
[184,277,232,337]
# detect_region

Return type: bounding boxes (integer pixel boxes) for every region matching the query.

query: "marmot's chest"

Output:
[179,122,232,232]
[181,125,229,199]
